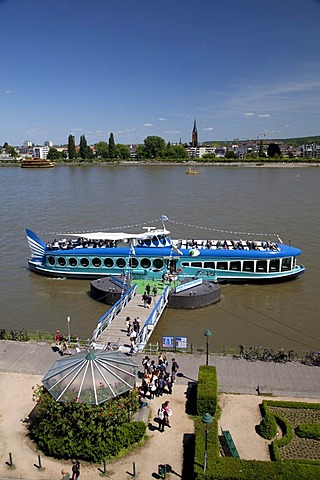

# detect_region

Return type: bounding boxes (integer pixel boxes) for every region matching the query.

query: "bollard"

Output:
[98,458,107,476]
[158,464,166,479]
[6,452,14,468]
[33,454,44,470]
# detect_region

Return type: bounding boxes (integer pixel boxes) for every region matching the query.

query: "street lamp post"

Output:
[66,316,71,342]
[202,412,213,473]
[203,329,212,365]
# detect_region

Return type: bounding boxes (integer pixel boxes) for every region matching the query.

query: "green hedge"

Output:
[28,387,146,463]
[197,365,218,417]
[193,369,320,479]
[295,423,320,439]
[257,401,277,440]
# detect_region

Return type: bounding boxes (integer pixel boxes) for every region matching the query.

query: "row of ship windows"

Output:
[47,256,293,273]
[47,256,165,269]
[182,257,293,273]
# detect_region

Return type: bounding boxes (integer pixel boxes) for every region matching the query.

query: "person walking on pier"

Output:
[142,292,148,308]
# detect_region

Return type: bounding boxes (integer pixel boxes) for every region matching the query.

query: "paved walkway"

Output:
[1,341,320,480]
[1,340,320,398]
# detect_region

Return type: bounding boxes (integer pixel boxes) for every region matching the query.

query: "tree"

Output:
[108,133,116,159]
[79,135,91,160]
[225,150,237,159]
[115,144,130,159]
[259,140,266,158]
[4,144,17,158]
[166,143,188,159]
[47,147,62,160]
[135,144,146,159]
[267,143,281,158]
[68,135,76,160]
[143,136,166,159]
[95,141,109,159]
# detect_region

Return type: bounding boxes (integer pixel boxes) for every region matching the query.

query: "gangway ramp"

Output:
[95,294,154,348]
[92,285,170,352]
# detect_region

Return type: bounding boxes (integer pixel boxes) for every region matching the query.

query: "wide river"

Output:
[1,164,319,355]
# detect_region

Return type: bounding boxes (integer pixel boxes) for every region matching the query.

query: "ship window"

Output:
[191,262,202,267]
[48,256,55,265]
[217,262,228,270]
[69,258,77,267]
[256,260,267,272]
[116,258,126,268]
[181,262,190,266]
[281,257,292,271]
[104,258,114,268]
[58,257,66,266]
[141,258,151,269]
[243,261,254,272]
[269,259,280,272]
[81,258,89,267]
[93,258,102,267]
[153,258,164,269]
[129,258,139,268]
[204,262,215,269]
[230,261,241,271]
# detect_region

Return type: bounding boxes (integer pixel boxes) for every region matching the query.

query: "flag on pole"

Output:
[67,316,70,322]
[129,244,136,256]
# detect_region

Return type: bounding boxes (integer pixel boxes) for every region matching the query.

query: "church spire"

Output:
[191,119,198,147]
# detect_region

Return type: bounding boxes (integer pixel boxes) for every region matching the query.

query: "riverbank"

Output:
[1,160,319,167]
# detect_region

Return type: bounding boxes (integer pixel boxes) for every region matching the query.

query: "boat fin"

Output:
[26,229,46,259]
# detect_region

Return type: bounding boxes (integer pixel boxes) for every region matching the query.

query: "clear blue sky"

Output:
[1,0,320,147]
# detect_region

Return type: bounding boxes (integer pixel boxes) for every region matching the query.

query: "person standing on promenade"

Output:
[171,358,179,383]
[61,468,70,480]
[71,459,80,480]
[158,403,166,432]
[152,285,158,297]
[163,400,172,428]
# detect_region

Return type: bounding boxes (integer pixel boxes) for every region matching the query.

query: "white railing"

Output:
[91,284,138,341]
[135,286,170,352]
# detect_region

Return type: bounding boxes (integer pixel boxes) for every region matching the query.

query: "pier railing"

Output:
[91,284,138,341]
[136,286,170,352]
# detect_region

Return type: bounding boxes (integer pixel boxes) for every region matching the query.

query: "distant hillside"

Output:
[203,135,320,147]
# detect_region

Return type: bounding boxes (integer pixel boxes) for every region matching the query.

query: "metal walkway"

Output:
[92,285,170,352]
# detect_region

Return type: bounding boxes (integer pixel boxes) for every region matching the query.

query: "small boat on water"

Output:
[21,158,54,168]
[186,166,199,175]
[26,215,305,283]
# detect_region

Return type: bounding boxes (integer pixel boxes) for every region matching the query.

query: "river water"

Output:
[1,164,319,354]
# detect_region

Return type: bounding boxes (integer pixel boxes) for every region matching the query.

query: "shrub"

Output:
[295,423,320,440]
[257,402,277,440]
[197,365,218,417]
[28,386,146,462]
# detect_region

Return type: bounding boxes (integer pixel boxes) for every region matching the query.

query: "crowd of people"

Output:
[47,237,118,251]
[138,352,179,432]
[175,238,280,251]
[139,353,179,401]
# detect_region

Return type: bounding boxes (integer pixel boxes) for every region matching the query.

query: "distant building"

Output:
[33,145,50,159]
[191,119,198,147]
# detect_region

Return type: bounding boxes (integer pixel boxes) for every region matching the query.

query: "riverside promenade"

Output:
[1,340,320,398]
[1,340,320,480]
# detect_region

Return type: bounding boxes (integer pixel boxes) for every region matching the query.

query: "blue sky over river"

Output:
[1,0,320,146]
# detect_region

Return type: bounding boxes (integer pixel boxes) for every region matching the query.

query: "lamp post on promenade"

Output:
[66,316,71,342]
[202,412,213,473]
[203,329,212,365]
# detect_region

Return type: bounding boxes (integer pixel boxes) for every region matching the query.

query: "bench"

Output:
[222,430,240,458]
